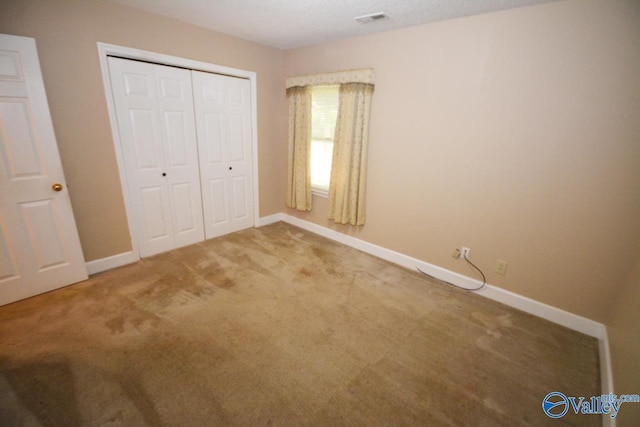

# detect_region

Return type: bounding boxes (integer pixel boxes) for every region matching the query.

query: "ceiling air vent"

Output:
[354,12,388,24]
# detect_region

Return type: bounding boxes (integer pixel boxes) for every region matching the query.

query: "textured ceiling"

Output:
[111,0,561,50]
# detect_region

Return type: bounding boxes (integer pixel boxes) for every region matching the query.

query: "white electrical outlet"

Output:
[495,260,508,275]
[461,247,471,259]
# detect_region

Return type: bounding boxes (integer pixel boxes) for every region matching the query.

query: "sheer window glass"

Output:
[310,85,339,193]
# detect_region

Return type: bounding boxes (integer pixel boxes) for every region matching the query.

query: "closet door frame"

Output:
[97,42,259,262]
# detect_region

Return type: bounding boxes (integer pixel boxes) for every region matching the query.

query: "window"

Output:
[286,69,374,221]
[310,85,339,193]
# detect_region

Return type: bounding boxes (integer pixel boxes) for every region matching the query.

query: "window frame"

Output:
[310,84,339,196]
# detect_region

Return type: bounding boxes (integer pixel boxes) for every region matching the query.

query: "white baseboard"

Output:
[86,213,283,275]
[270,214,613,399]
[479,286,606,339]
[86,251,138,275]
[257,213,284,227]
[599,330,616,427]
[277,213,604,337]
[600,333,614,394]
[86,215,285,274]
[86,215,281,275]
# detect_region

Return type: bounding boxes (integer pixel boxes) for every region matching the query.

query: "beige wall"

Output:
[0,0,287,262]
[284,0,640,324]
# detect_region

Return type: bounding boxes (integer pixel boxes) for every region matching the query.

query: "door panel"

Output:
[123,72,149,96]
[0,34,87,306]
[231,176,248,219]
[158,77,182,99]
[0,225,17,281]
[140,186,169,241]
[19,200,68,270]
[229,115,245,161]
[192,70,253,238]
[171,182,196,233]
[154,63,204,250]
[108,57,204,256]
[109,57,174,257]
[203,113,223,163]
[1,99,45,178]
[163,111,188,166]
[130,108,161,170]
[0,50,22,79]
[208,178,227,224]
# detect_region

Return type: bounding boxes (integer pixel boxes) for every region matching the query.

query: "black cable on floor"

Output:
[417,254,486,292]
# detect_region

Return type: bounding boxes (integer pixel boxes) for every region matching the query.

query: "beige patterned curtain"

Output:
[328,83,374,226]
[286,86,312,211]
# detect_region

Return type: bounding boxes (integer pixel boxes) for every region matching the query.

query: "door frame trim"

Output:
[97,42,260,261]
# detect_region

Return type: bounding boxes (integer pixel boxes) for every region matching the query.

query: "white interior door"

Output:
[0,34,87,306]
[108,57,204,257]
[192,70,254,238]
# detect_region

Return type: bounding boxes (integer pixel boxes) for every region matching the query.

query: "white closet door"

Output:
[108,57,204,257]
[192,71,254,238]
[154,64,205,249]
[0,34,87,306]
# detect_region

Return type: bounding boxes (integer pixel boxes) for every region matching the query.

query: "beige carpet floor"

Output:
[0,222,600,426]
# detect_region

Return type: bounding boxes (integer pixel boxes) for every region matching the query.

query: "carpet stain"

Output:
[105,317,126,335]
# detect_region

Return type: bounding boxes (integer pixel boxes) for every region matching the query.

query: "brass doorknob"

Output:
[52,183,63,192]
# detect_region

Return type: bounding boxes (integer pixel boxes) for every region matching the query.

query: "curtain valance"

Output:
[286,68,375,90]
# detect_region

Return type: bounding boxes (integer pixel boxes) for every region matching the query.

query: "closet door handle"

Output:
[228,167,232,170]
[162,172,167,176]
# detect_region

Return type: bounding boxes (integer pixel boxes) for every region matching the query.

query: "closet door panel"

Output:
[231,176,248,220]
[228,115,245,161]
[204,114,223,162]
[141,186,169,240]
[208,179,227,224]
[109,57,174,257]
[130,109,162,170]
[223,78,253,233]
[170,182,196,233]
[163,111,188,166]
[109,57,204,256]
[192,71,253,238]
[154,65,204,249]
[198,112,229,234]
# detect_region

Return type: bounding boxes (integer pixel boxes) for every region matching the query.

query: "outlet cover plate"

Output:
[496,260,508,275]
